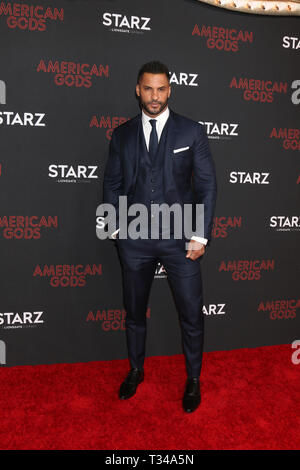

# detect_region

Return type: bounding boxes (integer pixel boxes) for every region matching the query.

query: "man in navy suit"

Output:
[103,61,217,413]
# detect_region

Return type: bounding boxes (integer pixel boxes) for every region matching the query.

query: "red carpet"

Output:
[0,344,299,450]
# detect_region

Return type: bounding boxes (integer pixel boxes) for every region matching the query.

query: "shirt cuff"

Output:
[191,236,208,245]
[110,228,120,239]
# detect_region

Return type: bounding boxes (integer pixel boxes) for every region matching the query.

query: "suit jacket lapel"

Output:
[163,109,179,203]
[124,113,142,193]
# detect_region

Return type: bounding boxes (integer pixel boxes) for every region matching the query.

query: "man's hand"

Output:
[186,239,205,260]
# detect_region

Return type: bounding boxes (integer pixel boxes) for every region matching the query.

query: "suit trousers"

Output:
[115,236,204,378]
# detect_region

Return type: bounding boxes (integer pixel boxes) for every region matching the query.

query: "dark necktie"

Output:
[149,119,158,163]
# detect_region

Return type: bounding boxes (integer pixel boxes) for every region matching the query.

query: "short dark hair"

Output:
[137,61,170,83]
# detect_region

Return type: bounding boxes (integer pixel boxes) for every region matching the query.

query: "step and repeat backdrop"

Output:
[0,0,299,366]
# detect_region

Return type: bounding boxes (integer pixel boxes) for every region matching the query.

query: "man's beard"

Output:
[140,98,168,116]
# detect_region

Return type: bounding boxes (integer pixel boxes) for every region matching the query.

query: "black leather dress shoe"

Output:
[119,368,144,400]
[182,377,201,413]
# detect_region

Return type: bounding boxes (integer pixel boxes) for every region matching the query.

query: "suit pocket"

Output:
[172,149,191,160]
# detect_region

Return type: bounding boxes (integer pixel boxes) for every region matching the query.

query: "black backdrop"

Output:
[0,0,299,367]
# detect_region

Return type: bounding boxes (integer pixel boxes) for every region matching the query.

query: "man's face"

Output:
[136,72,171,117]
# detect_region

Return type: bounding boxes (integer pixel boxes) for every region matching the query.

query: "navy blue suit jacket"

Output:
[103,108,217,242]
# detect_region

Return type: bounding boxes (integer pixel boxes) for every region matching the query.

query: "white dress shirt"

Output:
[142,106,170,151]
[111,106,208,246]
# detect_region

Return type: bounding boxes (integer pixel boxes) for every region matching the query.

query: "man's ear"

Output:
[136,84,140,97]
[168,84,171,98]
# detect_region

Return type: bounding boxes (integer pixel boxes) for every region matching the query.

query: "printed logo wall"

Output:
[0,0,299,366]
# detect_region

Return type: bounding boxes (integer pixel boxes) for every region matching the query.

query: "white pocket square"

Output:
[173,146,189,154]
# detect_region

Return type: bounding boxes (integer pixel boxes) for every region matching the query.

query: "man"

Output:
[103,61,217,413]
